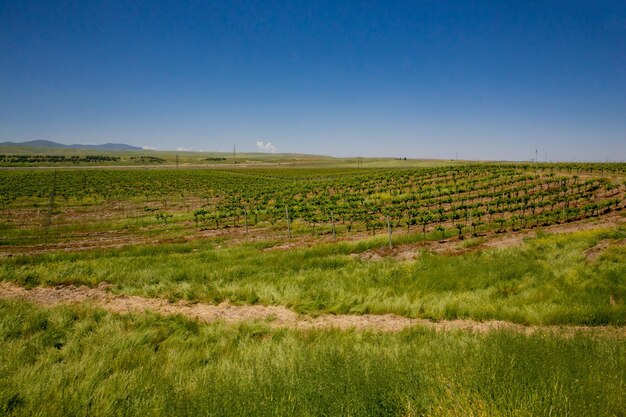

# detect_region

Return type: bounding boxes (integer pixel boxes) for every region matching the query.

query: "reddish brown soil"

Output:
[1,282,624,336]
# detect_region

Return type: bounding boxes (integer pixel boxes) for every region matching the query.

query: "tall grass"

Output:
[2,227,626,325]
[1,299,624,416]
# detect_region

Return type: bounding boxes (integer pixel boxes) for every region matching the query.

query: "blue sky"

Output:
[1,1,625,161]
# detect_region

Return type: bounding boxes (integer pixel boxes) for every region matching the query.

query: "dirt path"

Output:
[1,282,624,336]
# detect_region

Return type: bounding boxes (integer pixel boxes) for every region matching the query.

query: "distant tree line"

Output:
[0,154,167,164]
[0,155,120,163]
[129,156,165,163]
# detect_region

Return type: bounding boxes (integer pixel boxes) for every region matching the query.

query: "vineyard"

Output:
[4,3,626,414]
[1,162,625,249]
[2,163,626,417]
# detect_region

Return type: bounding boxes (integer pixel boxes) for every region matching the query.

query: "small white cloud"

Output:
[142,146,157,150]
[256,141,277,153]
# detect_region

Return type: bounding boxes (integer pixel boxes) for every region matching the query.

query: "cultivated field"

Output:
[1,161,625,416]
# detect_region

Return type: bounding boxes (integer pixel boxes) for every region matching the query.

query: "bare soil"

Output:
[1,282,624,336]
[3,212,623,261]
[348,212,625,262]
[482,212,625,249]
[583,238,626,261]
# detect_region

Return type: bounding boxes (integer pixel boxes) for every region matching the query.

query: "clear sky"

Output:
[1,1,625,161]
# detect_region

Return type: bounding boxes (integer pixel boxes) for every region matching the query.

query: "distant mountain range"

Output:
[0,140,142,151]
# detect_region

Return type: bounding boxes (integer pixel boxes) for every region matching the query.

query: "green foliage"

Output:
[155,212,173,224]
[1,162,625,248]
[1,299,624,417]
[3,226,625,325]
[1,162,625,415]
[0,154,121,164]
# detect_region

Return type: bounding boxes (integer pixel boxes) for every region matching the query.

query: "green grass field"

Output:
[1,162,625,416]
[2,226,626,325]
[1,299,625,417]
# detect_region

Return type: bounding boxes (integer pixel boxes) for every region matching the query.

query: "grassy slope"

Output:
[1,299,624,417]
[3,226,625,325]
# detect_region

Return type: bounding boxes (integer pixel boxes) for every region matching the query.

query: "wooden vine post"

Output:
[44,172,58,245]
[386,215,392,249]
[286,206,292,239]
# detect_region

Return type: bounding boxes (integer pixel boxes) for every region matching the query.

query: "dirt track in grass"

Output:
[1,282,624,336]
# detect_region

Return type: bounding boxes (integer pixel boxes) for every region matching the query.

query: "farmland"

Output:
[1,161,626,416]
[1,162,624,247]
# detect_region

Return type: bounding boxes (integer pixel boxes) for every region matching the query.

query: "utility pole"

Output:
[176,154,179,169]
[233,145,236,168]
